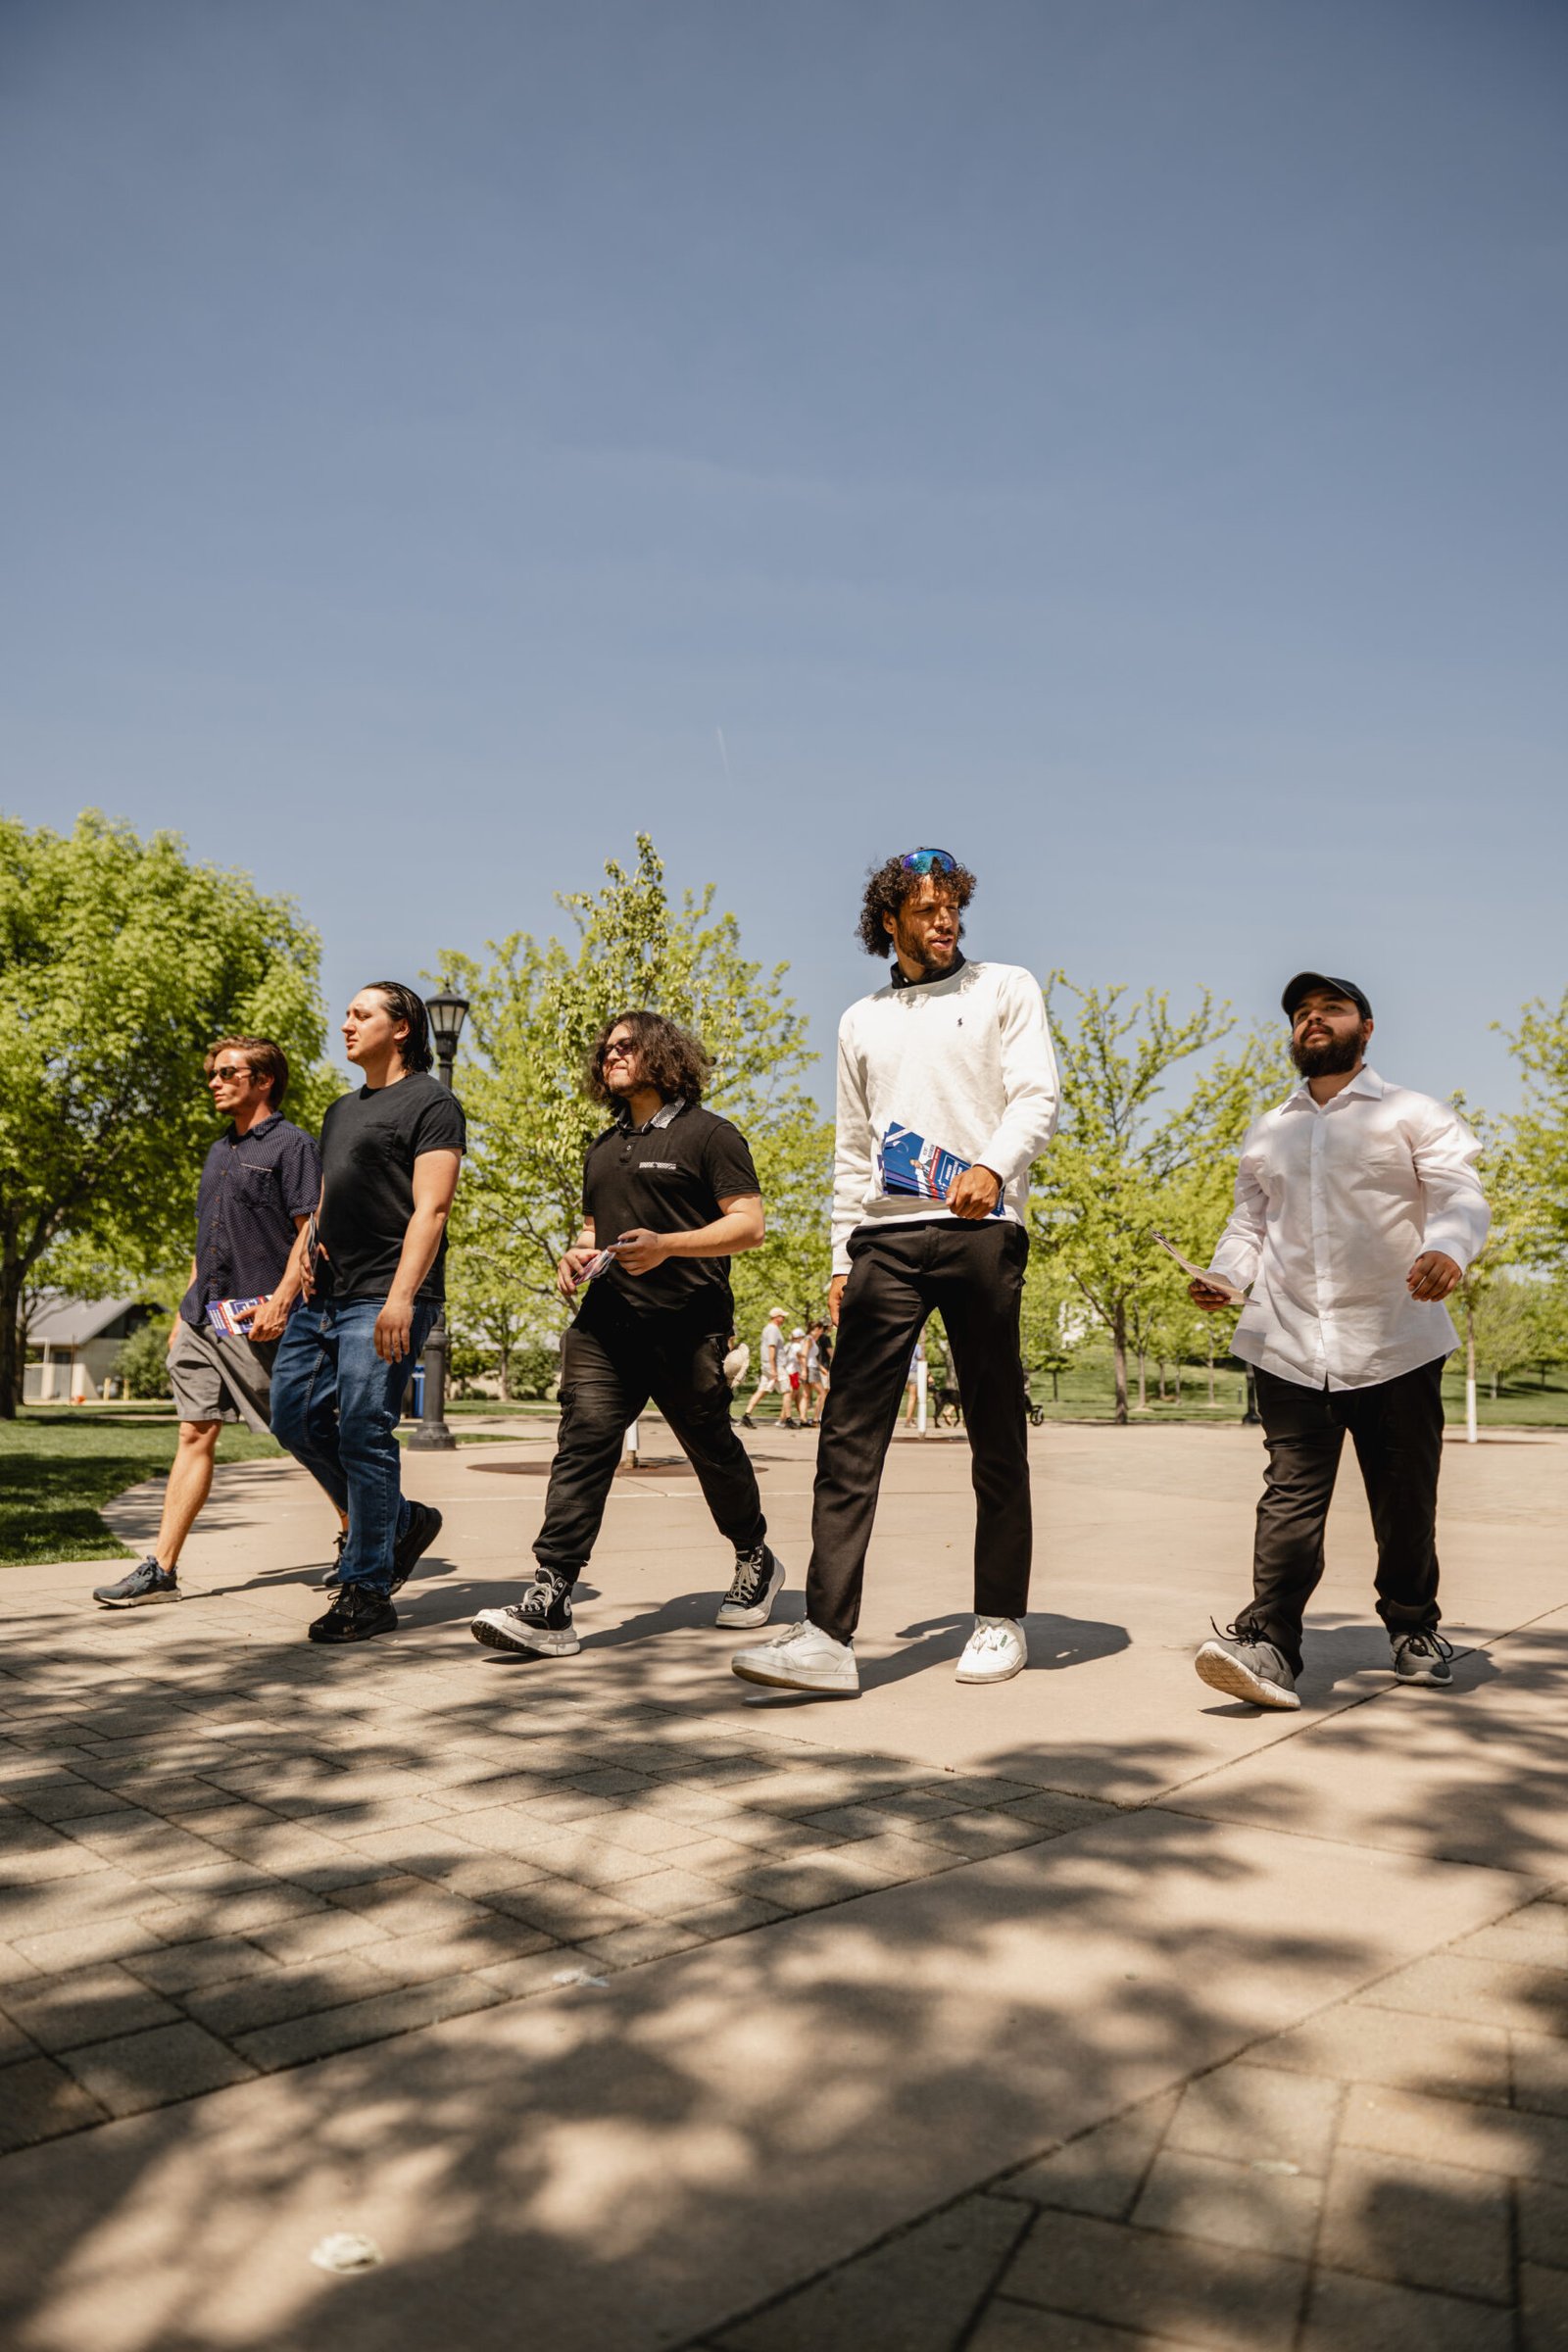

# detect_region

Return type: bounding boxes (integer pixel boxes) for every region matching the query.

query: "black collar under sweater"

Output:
[889,952,967,991]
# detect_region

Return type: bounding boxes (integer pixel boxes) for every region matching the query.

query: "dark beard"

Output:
[1291,1032,1362,1079]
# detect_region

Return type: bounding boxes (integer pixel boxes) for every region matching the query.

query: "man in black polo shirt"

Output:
[92,1036,329,1607]
[470,1007,784,1660]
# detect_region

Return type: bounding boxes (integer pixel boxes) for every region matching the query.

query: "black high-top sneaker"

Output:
[470,1570,580,1658]
[714,1542,785,1629]
[390,1500,443,1592]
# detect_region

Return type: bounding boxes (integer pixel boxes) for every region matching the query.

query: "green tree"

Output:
[0,812,330,1416]
[1498,992,1568,1271]
[438,837,831,1348]
[1032,983,1286,1423]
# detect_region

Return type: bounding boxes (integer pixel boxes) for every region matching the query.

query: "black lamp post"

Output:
[1242,1363,1260,1427]
[408,988,468,1453]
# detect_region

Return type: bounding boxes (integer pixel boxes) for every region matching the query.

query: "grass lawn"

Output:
[0,1409,284,1568]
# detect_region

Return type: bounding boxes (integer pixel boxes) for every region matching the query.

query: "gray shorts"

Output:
[169,1318,277,1435]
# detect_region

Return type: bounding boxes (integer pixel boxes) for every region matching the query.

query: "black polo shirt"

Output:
[180,1114,322,1328]
[580,1098,760,1324]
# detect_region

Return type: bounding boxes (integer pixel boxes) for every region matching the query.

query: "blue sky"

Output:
[3,0,1564,1112]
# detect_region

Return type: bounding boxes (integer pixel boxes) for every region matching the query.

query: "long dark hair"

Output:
[586,1008,710,1106]
[366,982,434,1073]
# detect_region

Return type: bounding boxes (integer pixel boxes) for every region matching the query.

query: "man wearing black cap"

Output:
[1188,973,1490,1710]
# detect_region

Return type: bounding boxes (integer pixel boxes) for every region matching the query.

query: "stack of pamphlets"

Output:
[876,1124,1003,1215]
[204,1297,268,1338]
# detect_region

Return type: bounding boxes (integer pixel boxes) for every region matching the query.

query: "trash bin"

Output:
[409,1365,425,1418]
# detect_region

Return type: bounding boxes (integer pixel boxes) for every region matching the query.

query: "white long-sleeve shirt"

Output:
[831,959,1059,1274]
[1207,1066,1490,1392]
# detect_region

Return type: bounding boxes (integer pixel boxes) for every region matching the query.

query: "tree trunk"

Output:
[498,1345,513,1403]
[1136,1347,1147,1413]
[1174,1357,1182,1402]
[1051,1367,1059,1402]
[1206,1334,1215,1407]
[1491,1370,1497,1401]
[1111,1301,1129,1425]
[0,1257,25,1420]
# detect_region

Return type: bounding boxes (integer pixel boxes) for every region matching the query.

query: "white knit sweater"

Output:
[830,959,1060,1273]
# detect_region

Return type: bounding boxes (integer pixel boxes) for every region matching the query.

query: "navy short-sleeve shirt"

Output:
[180,1114,322,1327]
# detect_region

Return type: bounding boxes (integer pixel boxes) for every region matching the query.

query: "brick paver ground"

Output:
[696,1887,1568,2350]
[2,1418,1564,2349]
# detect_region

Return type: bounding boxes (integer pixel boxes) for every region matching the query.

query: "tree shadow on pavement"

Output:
[0,1579,1560,2352]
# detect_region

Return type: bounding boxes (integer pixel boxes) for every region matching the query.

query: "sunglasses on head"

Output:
[900,847,957,875]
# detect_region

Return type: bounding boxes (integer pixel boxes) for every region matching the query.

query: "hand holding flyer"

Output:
[877,1123,1004,1215]
[1152,1231,1248,1306]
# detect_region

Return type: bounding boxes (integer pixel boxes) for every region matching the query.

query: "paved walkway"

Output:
[1,1418,1564,2349]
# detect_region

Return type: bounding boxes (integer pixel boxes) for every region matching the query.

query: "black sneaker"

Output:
[470,1572,579,1658]
[741,1413,756,1429]
[714,1542,785,1629]
[1392,1628,1455,1687]
[320,1529,348,1590]
[390,1500,443,1593]
[308,1584,398,1644]
[93,1557,178,1608]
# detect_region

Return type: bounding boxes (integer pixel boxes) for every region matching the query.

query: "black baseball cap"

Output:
[1282,971,1373,1022]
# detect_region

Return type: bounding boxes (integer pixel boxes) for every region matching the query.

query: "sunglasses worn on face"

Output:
[900,848,956,875]
[209,1065,251,1083]
[602,1042,636,1064]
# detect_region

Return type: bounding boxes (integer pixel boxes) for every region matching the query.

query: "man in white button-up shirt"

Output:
[1188,972,1490,1711]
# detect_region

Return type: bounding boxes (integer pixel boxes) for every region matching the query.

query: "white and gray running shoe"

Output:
[731,1618,859,1695]
[1391,1628,1455,1687]
[714,1543,785,1629]
[471,1571,580,1659]
[1195,1623,1300,1710]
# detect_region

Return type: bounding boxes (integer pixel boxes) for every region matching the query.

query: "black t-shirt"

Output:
[579,1099,760,1324]
[317,1073,466,1304]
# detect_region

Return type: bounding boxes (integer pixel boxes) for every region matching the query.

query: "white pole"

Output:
[623,1417,640,1469]
[1465,1301,1478,1446]
[915,1357,928,1437]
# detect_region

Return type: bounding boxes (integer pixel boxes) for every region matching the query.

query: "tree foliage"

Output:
[0,811,330,1416]
[1032,978,1289,1421]
[438,837,832,1354]
[1498,991,1568,1272]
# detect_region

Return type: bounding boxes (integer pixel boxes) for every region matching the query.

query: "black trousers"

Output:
[1239,1357,1447,1674]
[806,1218,1033,1642]
[535,1295,765,1586]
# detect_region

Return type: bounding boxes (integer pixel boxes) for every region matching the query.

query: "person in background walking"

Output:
[93,1038,330,1607]
[733,846,1059,1696]
[270,984,464,1645]
[1190,971,1491,1710]
[470,1009,786,1660]
[741,1306,788,1428]
[804,1318,831,1425]
[902,1330,927,1429]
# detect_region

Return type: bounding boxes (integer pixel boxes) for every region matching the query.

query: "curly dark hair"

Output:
[857,853,978,957]
[586,1008,711,1106]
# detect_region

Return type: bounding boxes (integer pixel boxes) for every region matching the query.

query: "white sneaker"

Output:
[730,1618,859,1695]
[956,1616,1027,1684]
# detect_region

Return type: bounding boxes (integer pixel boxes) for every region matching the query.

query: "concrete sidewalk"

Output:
[1,1419,1564,2349]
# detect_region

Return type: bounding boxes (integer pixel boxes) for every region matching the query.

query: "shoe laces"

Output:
[519,1572,568,1619]
[1215,1616,1273,1655]
[1396,1629,1454,1663]
[730,1545,768,1603]
[968,1616,1018,1653]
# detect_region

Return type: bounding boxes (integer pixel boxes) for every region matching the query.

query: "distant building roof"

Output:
[26,1296,146,1347]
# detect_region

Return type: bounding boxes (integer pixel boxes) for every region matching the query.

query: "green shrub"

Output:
[116,1321,173,1400]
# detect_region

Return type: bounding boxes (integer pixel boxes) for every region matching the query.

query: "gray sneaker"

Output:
[1195,1624,1300,1711]
[94,1557,179,1608]
[1391,1628,1454,1687]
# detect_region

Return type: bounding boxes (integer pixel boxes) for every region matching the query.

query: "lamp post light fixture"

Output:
[408,988,469,1453]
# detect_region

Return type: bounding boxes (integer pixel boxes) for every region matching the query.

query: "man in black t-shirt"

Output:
[270,983,466,1644]
[470,1008,785,1661]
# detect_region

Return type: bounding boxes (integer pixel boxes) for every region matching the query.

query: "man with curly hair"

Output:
[732,848,1059,1696]
[471,1008,784,1660]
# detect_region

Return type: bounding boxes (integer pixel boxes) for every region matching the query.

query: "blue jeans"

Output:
[270,1299,435,1596]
